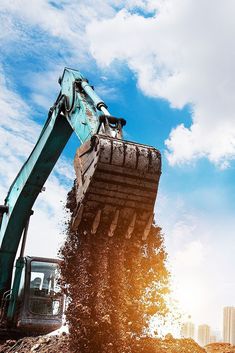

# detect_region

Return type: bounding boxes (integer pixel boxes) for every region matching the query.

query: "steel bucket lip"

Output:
[93,133,161,154]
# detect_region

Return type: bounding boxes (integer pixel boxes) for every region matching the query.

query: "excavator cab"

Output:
[0,256,64,336]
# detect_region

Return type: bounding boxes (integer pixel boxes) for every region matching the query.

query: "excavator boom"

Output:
[0,68,102,298]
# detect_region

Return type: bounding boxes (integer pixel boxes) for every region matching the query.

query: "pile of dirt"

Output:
[132,336,206,352]
[0,334,206,353]
[3,336,235,353]
[59,186,171,352]
[205,343,235,353]
[0,333,69,353]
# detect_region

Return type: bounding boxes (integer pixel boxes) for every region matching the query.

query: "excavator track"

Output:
[71,134,161,239]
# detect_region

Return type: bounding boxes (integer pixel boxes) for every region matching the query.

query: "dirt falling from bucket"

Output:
[59,186,170,353]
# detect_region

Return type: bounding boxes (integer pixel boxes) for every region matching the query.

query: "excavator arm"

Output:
[0,68,109,299]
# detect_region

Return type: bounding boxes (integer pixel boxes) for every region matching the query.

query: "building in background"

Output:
[181,319,195,339]
[223,306,235,345]
[198,324,210,346]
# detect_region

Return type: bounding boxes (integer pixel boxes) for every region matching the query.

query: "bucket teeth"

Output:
[142,214,154,240]
[125,212,136,239]
[91,209,102,234]
[108,210,120,237]
[71,204,84,231]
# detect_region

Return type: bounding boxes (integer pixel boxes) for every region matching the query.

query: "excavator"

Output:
[0,68,161,337]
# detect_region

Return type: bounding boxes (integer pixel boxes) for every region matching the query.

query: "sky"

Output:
[0,0,235,336]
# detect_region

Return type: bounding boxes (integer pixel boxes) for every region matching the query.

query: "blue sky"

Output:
[1,0,235,337]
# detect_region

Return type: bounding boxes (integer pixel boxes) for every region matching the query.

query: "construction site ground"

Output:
[1,335,235,353]
[0,334,207,353]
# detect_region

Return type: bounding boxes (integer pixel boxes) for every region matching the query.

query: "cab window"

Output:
[28,261,61,316]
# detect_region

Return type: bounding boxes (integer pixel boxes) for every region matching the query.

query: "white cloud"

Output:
[26,68,64,110]
[86,0,235,167]
[5,0,235,169]
[0,1,124,111]
[174,240,205,270]
[0,0,116,58]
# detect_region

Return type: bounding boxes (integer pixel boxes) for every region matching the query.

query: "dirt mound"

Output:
[0,335,206,353]
[205,343,235,353]
[131,337,206,352]
[0,333,69,353]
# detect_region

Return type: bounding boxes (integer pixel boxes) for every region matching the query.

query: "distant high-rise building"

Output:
[181,321,195,339]
[198,324,210,346]
[223,306,235,345]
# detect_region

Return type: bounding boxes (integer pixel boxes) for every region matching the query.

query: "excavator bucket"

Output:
[71,134,161,239]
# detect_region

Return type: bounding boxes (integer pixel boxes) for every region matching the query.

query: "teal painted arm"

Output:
[0,68,108,298]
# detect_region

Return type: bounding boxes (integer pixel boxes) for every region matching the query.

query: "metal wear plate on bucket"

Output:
[71,134,161,239]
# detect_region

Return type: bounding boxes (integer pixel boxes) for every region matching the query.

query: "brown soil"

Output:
[0,334,206,353]
[205,343,235,353]
[0,333,69,353]
[2,336,235,353]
